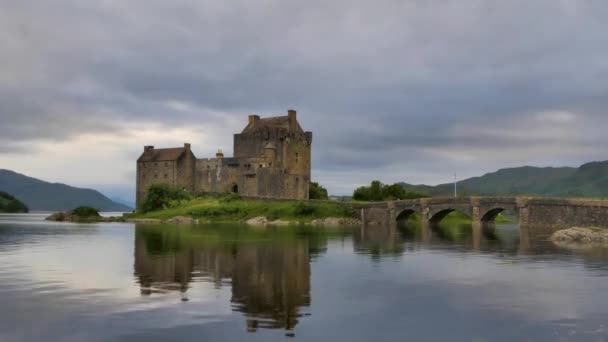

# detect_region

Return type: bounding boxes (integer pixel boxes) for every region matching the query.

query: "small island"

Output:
[46,206,125,223]
[0,192,29,213]
[126,184,359,226]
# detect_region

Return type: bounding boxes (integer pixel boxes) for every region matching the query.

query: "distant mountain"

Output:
[0,169,132,212]
[111,197,135,209]
[400,161,608,198]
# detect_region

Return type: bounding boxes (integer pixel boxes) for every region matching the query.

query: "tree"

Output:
[353,181,427,202]
[309,182,329,200]
[140,184,191,213]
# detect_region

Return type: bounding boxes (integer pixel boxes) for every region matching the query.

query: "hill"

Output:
[0,191,29,213]
[400,161,608,198]
[0,169,132,212]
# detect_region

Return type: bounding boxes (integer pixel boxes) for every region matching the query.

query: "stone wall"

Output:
[523,198,608,229]
[195,158,239,194]
[176,149,196,191]
[136,160,177,208]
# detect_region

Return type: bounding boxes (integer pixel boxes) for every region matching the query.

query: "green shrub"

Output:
[140,183,192,213]
[293,202,317,216]
[309,182,329,200]
[353,180,427,202]
[219,193,241,203]
[71,206,100,217]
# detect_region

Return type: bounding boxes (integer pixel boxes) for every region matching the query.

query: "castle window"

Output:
[154,173,158,179]
[164,173,168,178]
[259,164,263,168]
[154,163,158,167]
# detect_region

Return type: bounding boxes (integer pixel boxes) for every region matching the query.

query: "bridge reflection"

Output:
[355,218,553,258]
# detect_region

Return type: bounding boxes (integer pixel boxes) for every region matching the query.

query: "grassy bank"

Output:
[129,195,355,222]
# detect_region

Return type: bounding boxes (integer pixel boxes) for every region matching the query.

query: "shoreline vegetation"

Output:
[46,206,125,223]
[0,191,29,213]
[127,194,359,225]
[43,181,515,226]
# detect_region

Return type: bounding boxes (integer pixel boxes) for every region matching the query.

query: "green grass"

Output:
[129,195,355,222]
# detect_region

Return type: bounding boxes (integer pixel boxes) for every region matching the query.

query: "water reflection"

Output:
[354,218,565,259]
[3,215,608,341]
[133,224,342,332]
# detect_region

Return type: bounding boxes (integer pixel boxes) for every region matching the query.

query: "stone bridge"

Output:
[356,196,608,232]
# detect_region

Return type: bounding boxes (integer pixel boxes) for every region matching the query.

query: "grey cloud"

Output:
[1,0,608,193]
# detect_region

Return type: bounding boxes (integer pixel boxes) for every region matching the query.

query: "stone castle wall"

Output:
[136,160,178,207]
[195,157,240,194]
[136,110,313,206]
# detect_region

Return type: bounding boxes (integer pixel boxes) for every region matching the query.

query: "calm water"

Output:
[1,214,608,341]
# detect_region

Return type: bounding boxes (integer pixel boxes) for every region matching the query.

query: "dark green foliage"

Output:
[0,191,29,213]
[219,193,241,203]
[140,183,192,213]
[353,181,427,201]
[293,202,317,216]
[309,182,328,200]
[71,206,100,217]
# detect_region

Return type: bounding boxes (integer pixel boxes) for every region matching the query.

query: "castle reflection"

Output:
[133,224,333,332]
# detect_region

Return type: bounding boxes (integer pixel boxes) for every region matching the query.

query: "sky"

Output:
[1,0,607,202]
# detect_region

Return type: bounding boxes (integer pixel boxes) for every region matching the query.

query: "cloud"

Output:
[0,0,607,196]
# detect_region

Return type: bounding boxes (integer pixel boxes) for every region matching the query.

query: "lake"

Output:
[1,213,608,341]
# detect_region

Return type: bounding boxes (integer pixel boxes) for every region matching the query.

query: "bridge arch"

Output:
[430,209,455,223]
[480,208,505,223]
[395,209,418,222]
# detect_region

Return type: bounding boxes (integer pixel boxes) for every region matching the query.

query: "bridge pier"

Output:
[472,221,482,249]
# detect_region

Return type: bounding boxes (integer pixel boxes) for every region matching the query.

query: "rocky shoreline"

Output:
[45,212,125,223]
[47,211,362,227]
[245,216,361,226]
[550,227,608,248]
[125,215,362,226]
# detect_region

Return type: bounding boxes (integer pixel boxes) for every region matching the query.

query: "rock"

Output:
[166,216,197,224]
[125,218,163,224]
[246,216,268,225]
[550,227,608,244]
[46,212,69,222]
[268,220,291,226]
[311,217,362,227]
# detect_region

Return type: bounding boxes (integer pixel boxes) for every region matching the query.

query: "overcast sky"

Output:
[1,0,607,201]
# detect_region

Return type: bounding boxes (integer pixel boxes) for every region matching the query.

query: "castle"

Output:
[136,110,312,206]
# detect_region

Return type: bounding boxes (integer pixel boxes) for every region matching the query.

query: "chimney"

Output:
[184,143,191,150]
[144,145,154,152]
[288,109,297,131]
[248,114,260,124]
[216,149,224,159]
